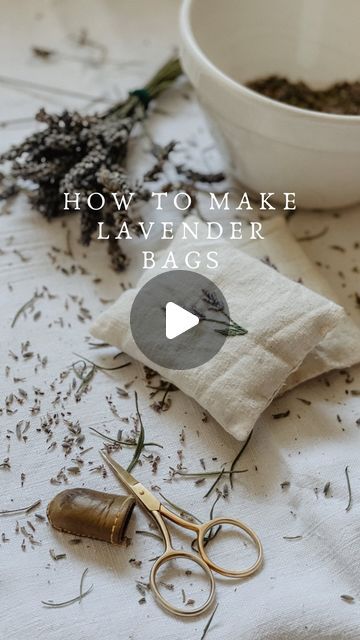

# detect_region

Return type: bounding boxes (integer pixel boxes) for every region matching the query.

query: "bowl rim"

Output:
[180,0,360,125]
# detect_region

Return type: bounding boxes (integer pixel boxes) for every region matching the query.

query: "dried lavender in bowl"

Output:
[247,75,360,115]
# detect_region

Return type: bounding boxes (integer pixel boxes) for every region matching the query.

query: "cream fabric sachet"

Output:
[90,222,345,442]
[233,215,360,390]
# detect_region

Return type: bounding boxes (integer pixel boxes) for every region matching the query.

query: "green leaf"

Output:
[215,324,248,337]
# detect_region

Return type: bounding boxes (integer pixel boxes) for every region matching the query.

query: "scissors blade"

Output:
[101,450,138,488]
[101,450,161,512]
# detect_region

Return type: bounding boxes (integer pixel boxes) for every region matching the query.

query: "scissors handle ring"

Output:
[150,549,216,617]
[198,516,263,578]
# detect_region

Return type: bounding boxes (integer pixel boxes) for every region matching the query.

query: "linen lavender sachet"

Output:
[90,222,345,442]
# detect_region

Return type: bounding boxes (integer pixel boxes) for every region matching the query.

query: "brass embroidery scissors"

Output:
[101,451,263,617]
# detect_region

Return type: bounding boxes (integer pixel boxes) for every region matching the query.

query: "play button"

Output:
[130,270,230,370]
[165,302,199,340]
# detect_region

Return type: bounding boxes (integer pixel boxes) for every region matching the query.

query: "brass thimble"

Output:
[47,488,135,544]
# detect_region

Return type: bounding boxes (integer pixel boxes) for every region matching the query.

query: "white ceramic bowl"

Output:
[180,0,360,209]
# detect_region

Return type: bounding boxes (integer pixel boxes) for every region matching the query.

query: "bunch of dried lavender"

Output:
[0,58,182,271]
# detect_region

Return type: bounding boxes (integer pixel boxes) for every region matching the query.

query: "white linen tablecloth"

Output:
[1,2,360,638]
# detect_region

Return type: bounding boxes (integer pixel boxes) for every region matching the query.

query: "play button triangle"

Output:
[130,271,229,369]
[165,302,199,340]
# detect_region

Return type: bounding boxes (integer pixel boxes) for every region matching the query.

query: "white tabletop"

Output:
[1,2,360,638]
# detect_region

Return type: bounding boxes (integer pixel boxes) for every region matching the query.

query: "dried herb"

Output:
[229,431,252,489]
[201,492,222,546]
[0,499,41,516]
[144,141,177,181]
[116,387,129,399]
[129,558,142,568]
[127,392,145,473]
[340,594,355,604]
[203,468,225,499]
[0,58,183,270]
[247,76,360,115]
[87,340,110,349]
[323,481,331,497]
[345,466,352,512]
[272,410,290,419]
[50,549,67,561]
[72,360,96,399]
[280,481,290,490]
[73,353,131,372]
[296,227,329,242]
[72,355,131,400]
[200,604,219,640]
[296,397,312,406]
[11,290,44,328]
[176,166,225,185]
[42,568,93,608]
[148,381,178,413]
[79,567,88,600]
[172,469,247,478]
[90,426,161,449]
[135,530,163,542]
